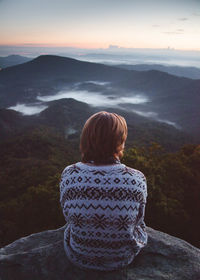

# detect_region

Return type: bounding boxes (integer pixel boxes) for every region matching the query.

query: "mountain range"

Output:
[116,63,200,79]
[0,55,199,144]
[2,54,200,79]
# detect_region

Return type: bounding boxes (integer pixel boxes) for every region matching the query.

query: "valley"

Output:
[0,55,200,140]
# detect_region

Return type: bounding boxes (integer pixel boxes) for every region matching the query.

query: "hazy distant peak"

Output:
[0,55,32,68]
[33,55,78,64]
[143,69,190,81]
[7,55,25,59]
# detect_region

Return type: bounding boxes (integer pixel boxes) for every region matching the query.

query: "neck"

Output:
[86,156,121,165]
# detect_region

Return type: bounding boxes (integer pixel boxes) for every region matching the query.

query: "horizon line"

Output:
[0,44,200,52]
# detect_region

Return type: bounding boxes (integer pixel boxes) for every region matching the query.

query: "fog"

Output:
[74,51,200,68]
[65,127,78,138]
[132,110,178,128]
[8,103,48,115]
[7,82,179,128]
[37,89,149,107]
[8,98,178,128]
[82,81,110,86]
[77,56,200,68]
[7,87,179,128]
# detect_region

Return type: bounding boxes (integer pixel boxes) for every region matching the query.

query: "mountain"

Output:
[0,55,197,102]
[0,98,193,151]
[116,63,200,79]
[0,55,131,85]
[0,55,133,107]
[0,55,199,139]
[119,73,200,135]
[0,99,93,144]
[116,69,191,96]
[0,108,35,141]
[0,55,192,103]
[0,55,32,68]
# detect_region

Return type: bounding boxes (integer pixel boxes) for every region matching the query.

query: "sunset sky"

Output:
[0,0,200,51]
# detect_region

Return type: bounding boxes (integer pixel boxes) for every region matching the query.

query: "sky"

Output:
[0,0,200,51]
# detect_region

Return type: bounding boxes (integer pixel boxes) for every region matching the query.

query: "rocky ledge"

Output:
[0,226,200,280]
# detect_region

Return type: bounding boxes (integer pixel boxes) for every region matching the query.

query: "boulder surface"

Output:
[0,226,200,280]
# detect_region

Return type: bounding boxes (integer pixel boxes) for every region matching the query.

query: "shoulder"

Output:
[61,162,82,179]
[121,165,147,196]
[121,165,146,181]
[60,163,82,193]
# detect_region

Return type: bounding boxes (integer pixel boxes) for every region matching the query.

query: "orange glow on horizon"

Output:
[0,42,108,49]
[0,42,200,52]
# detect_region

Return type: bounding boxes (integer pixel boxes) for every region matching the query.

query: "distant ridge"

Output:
[116,63,200,79]
[0,55,134,85]
[0,54,194,89]
[0,55,32,68]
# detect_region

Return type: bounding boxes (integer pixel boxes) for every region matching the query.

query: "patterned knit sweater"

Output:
[60,162,148,271]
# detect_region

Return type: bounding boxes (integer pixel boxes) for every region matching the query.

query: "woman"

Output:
[60,111,147,271]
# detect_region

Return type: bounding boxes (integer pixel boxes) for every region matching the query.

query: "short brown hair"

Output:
[80,111,127,164]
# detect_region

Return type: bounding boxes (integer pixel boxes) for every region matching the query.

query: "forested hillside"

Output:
[0,126,199,248]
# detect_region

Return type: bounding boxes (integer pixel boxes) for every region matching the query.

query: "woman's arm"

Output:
[134,174,148,247]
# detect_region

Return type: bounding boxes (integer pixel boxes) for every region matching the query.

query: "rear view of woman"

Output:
[60,111,147,271]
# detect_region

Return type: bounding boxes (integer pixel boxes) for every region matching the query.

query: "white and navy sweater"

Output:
[60,162,148,271]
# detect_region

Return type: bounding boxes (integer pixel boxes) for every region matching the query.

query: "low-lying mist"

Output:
[7,80,179,129]
[37,89,149,107]
[8,103,48,115]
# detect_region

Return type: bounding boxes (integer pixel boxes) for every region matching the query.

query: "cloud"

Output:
[152,25,160,28]
[178,17,188,21]
[163,30,184,35]
[192,12,200,16]
[163,28,184,35]
[108,45,119,49]
[8,103,48,115]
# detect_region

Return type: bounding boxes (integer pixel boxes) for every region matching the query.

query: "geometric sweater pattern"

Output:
[60,162,148,271]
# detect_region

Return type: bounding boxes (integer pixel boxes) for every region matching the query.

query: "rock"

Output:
[0,226,200,280]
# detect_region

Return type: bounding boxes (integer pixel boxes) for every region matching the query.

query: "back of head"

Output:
[80,111,127,164]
